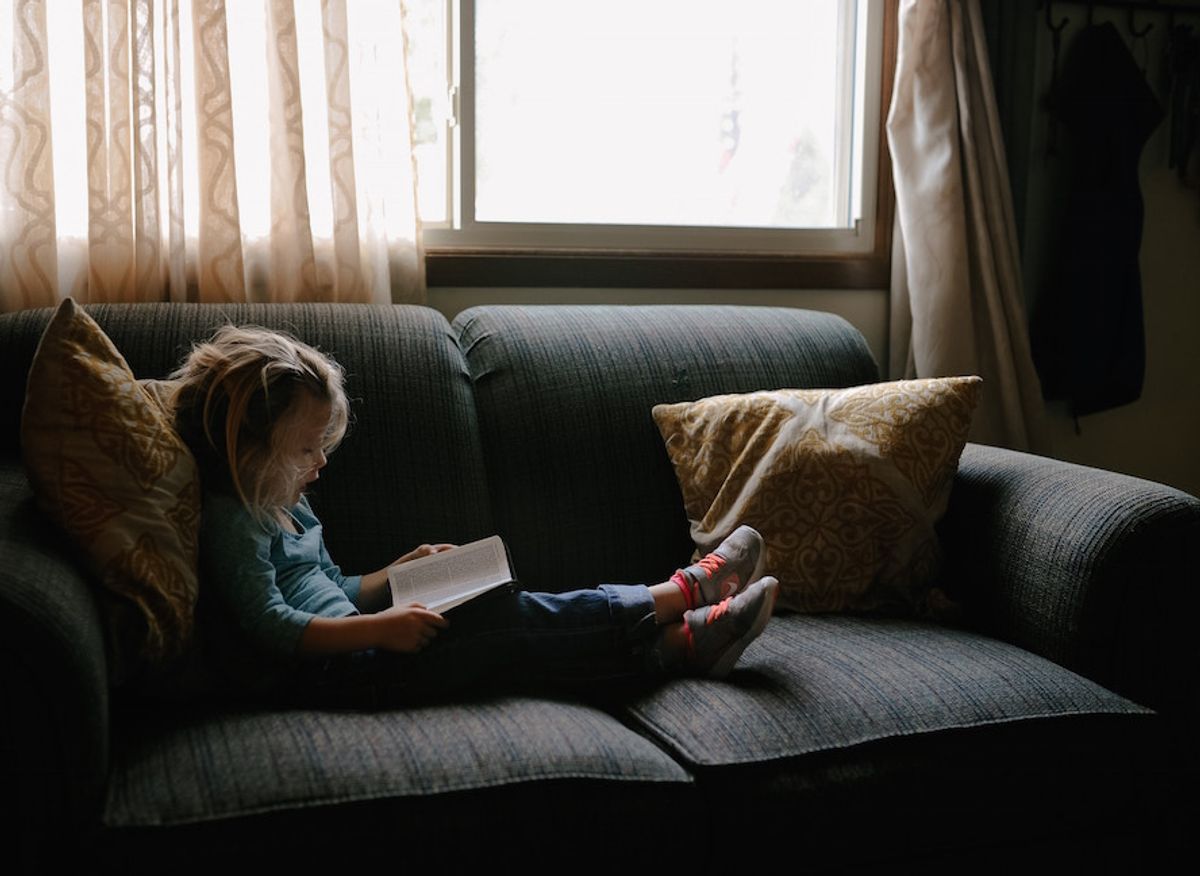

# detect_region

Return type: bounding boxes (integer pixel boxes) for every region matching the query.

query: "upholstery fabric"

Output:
[453,305,880,594]
[623,612,1155,769]
[0,460,111,831]
[941,443,1200,717]
[104,697,690,827]
[20,298,201,668]
[652,377,981,614]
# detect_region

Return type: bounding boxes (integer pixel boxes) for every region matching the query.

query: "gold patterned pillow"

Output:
[652,377,982,615]
[20,298,200,675]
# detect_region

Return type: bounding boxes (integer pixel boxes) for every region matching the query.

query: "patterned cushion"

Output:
[652,377,981,614]
[20,298,200,675]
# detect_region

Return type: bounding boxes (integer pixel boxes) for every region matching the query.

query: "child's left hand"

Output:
[392,543,456,565]
[358,543,459,614]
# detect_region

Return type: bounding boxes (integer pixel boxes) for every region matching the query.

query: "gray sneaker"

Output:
[684,576,778,678]
[672,525,766,609]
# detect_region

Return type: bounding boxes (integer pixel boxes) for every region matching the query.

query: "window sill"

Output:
[424,245,891,289]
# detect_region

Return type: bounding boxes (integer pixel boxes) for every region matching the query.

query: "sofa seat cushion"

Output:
[619,614,1161,868]
[621,615,1161,863]
[624,614,1154,771]
[104,696,691,828]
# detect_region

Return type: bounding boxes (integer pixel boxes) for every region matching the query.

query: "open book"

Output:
[386,535,516,614]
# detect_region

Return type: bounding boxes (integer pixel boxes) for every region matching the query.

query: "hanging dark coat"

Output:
[1031,21,1164,417]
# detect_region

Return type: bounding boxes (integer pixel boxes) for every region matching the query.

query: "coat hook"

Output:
[1128,3,1155,75]
[1044,0,1069,35]
[1128,5,1154,39]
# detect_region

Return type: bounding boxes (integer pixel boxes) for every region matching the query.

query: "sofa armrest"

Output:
[0,461,109,856]
[941,444,1200,721]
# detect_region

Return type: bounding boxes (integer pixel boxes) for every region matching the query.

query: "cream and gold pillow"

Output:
[20,298,200,675]
[653,377,982,615]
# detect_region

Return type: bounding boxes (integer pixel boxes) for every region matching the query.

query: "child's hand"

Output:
[392,543,456,565]
[356,544,459,614]
[373,603,449,653]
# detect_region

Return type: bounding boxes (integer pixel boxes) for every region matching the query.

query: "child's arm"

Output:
[300,604,449,654]
[354,543,456,612]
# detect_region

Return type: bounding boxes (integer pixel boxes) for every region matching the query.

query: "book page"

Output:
[387,535,513,613]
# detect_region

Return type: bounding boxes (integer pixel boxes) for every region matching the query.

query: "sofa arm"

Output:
[941,444,1200,721]
[0,461,109,859]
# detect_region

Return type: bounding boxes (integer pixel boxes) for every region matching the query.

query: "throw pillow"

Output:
[20,298,200,676]
[652,377,982,615]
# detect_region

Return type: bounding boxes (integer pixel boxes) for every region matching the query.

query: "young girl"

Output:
[171,325,777,707]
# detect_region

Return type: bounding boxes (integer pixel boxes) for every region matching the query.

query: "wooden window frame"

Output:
[424,0,898,289]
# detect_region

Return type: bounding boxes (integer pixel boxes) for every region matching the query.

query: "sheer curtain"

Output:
[0,0,423,311]
[886,0,1046,452]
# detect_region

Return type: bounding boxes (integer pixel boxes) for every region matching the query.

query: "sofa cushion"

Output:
[104,696,691,828]
[619,614,1152,763]
[623,613,1154,770]
[651,377,981,614]
[19,298,201,673]
[621,614,1161,863]
[453,305,880,594]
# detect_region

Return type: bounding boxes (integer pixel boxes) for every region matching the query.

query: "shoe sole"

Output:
[709,577,778,679]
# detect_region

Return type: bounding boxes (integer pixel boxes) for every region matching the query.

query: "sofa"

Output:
[1,301,1196,873]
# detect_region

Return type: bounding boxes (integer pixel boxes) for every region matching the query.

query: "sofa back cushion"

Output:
[1,303,493,574]
[453,305,879,593]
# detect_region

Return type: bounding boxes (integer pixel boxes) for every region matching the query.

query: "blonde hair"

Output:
[171,325,349,525]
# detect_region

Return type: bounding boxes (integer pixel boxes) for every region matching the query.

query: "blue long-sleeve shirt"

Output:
[201,492,362,659]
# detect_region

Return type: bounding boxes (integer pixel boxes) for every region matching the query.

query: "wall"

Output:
[1020,3,1200,497]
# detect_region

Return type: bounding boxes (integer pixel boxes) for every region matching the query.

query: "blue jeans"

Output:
[289,584,663,708]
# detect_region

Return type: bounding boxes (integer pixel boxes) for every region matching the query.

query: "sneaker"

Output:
[683,576,778,678]
[671,525,765,609]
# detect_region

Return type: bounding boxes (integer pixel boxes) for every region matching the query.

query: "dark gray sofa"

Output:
[1,302,1196,873]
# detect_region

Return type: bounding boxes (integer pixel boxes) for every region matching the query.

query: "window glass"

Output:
[473,0,847,229]
[407,0,885,253]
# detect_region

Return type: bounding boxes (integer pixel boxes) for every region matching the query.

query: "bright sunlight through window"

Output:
[407,0,884,253]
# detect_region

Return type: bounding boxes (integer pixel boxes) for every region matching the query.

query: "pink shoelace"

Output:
[672,552,726,610]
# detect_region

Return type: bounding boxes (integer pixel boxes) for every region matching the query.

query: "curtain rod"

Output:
[1040,1,1200,36]
[1040,1,1200,17]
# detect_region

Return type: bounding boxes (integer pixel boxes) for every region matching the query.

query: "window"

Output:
[404,0,897,287]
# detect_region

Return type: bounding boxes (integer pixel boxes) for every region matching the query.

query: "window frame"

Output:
[423,0,898,289]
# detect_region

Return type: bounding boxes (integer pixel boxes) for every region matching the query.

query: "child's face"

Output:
[273,393,334,507]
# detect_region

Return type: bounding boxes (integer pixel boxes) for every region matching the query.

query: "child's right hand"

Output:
[373,603,449,653]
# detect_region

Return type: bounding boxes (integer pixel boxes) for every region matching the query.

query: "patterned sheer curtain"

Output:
[0,0,424,311]
[886,0,1046,452]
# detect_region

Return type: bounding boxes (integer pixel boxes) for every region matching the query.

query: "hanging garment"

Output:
[1031,22,1164,417]
[1167,24,1199,185]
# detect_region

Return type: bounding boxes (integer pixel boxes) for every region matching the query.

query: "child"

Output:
[171,325,777,707]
